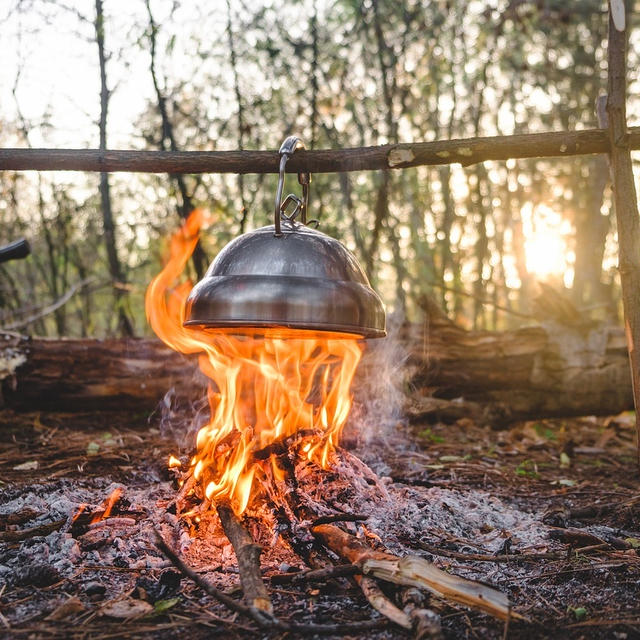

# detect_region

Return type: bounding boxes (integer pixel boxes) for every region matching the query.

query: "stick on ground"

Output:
[153,528,387,635]
[216,504,273,614]
[313,523,519,622]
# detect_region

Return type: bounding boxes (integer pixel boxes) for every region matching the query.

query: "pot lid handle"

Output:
[274,136,311,236]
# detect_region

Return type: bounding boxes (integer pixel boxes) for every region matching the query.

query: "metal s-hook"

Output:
[273,136,311,236]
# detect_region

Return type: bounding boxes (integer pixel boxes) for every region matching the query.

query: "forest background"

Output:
[1,0,639,337]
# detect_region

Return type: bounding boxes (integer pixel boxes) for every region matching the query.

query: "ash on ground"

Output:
[0,410,639,639]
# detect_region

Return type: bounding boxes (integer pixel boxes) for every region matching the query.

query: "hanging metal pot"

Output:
[184,136,386,339]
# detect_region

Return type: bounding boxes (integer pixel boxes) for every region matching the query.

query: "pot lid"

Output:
[184,220,386,338]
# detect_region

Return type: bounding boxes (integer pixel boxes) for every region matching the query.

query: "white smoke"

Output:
[346,311,408,457]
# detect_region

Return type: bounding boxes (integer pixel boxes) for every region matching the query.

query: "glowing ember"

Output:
[168,455,181,469]
[91,487,123,524]
[147,210,363,515]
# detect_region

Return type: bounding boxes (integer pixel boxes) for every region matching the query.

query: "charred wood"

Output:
[270,563,360,585]
[154,529,387,634]
[216,504,273,614]
[312,522,515,621]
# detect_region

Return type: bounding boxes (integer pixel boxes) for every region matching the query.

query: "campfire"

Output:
[146,208,363,516]
[142,204,516,632]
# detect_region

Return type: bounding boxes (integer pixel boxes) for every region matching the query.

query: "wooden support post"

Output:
[605,0,640,467]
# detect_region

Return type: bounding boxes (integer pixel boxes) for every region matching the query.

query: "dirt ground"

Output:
[0,408,639,639]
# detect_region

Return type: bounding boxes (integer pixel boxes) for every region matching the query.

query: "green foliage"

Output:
[533,423,558,441]
[515,459,539,479]
[153,598,180,614]
[567,605,588,621]
[418,428,445,444]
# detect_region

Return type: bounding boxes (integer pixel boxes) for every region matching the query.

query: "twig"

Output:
[2,278,94,331]
[270,563,360,585]
[2,128,640,174]
[154,528,386,634]
[153,528,273,626]
[566,617,640,628]
[417,542,609,563]
[424,281,535,319]
[356,574,412,629]
[401,587,444,640]
[215,504,272,614]
[311,513,369,526]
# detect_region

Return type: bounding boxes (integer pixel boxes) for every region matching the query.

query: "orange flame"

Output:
[146,210,363,515]
[91,487,123,524]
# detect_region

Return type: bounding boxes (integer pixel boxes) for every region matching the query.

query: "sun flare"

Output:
[521,203,572,280]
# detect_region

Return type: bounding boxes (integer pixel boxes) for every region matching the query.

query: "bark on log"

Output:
[0,321,633,424]
[390,320,633,425]
[0,335,201,412]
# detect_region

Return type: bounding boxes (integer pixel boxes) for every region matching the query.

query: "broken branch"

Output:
[356,574,412,629]
[313,523,517,622]
[154,528,387,634]
[215,504,272,614]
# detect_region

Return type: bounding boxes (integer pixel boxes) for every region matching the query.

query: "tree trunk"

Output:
[145,0,208,277]
[0,320,632,424]
[604,0,640,465]
[95,0,134,337]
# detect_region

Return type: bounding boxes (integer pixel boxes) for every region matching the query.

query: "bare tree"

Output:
[145,0,208,276]
[224,0,249,233]
[95,0,134,336]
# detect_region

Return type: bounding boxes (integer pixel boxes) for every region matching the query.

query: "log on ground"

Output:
[391,320,632,425]
[0,319,633,423]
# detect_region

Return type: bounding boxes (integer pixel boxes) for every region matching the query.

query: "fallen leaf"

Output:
[13,460,38,471]
[153,597,180,614]
[86,442,100,456]
[47,596,85,621]
[102,599,153,619]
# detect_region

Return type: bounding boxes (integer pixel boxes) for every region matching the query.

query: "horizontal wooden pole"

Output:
[1,127,639,174]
